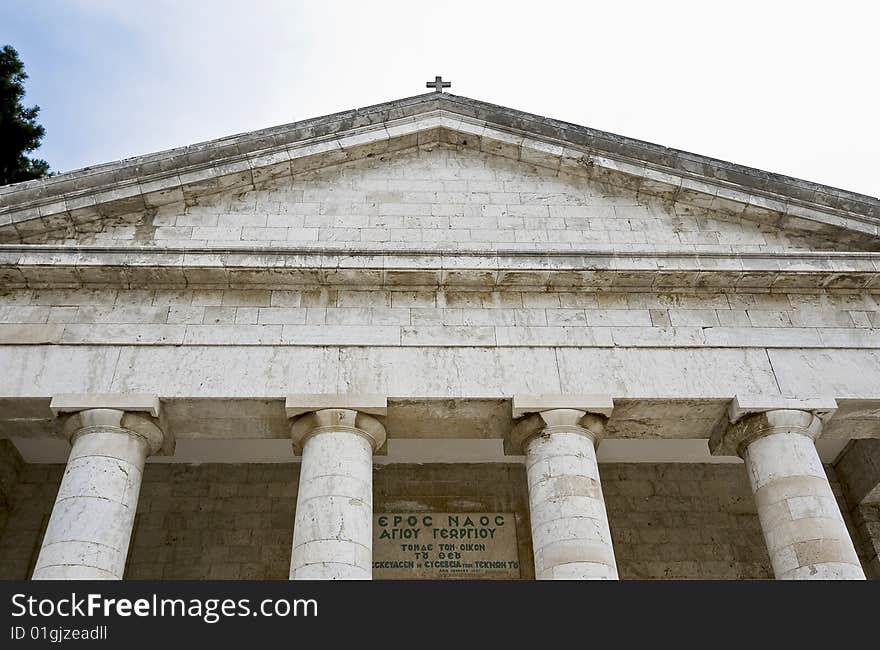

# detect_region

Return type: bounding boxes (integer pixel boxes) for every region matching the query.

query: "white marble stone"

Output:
[32,407,164,580]
[721,408,865,580]
[289,407,385,580]
[8,345,880,403]
[512,409,618,580]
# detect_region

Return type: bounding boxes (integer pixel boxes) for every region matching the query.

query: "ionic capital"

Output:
[506,395,614,455]
[286,395,388,454]
[709,395,837,458]
[49,394,168,456]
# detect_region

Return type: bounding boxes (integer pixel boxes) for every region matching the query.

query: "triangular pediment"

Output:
[12,143,871,255]
[0,92,877,252]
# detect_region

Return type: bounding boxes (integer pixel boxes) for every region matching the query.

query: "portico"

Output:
[0,90,878,580]
[0,390,873,581]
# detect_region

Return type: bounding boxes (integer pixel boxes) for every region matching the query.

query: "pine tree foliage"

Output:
[0,45,50,185]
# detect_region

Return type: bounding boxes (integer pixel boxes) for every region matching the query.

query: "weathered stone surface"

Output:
[8,143,869,253]
[1,90,879,582]
[285,394,387,419]
[0,439,22,549]
[836,440,880,505]
[32,408,165,580]
[50,393,160,417]
[715,408,865,580]
[3,460,878,580]
[372,512,520,579]
[2,93,877,251]
[511,409,618,580]
[288,408,385,580]
[512,394,614,419]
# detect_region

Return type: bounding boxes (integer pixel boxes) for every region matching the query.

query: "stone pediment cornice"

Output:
[0,93,878,245]
[2,243,879,291]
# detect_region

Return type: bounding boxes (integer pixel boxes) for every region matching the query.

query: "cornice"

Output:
[2,244,879,290]
[0,93,875,247]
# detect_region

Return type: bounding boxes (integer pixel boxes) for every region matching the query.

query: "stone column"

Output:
[711,397,865,580]
[286,395,387,580]
[508,396,618,580]
[33,395,166,580]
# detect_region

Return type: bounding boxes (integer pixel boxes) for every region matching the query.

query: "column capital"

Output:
[709,395,837,458]
[50,393,161,417]
[286,394,387,455]
[49,394,169,456]
[285,394,387,418]
[288,407,387,455]
[511,394,613,419]
[506,394,613,456]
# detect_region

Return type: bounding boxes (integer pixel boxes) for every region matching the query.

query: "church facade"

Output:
[0,89,878,580]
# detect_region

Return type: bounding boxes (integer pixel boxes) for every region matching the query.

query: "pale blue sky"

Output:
[2,0,878,196]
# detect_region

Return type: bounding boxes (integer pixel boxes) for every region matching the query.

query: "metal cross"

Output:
[426,75,451,93]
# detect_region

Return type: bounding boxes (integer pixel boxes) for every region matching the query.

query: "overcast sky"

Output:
[2,1,878,196]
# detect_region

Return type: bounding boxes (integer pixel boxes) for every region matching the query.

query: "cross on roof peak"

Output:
[426,75,451,93]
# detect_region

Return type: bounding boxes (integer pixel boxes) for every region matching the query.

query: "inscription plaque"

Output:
[373,512,520,579]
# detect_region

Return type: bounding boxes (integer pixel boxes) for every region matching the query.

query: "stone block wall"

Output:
[851,505,880,578]
[602,463,771,579]
[0,460,876,580]
[0,439,22,548]
[28,145,852,253]
[2,286,879,351]
[0,463,57,579]
[127,465,298,579]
